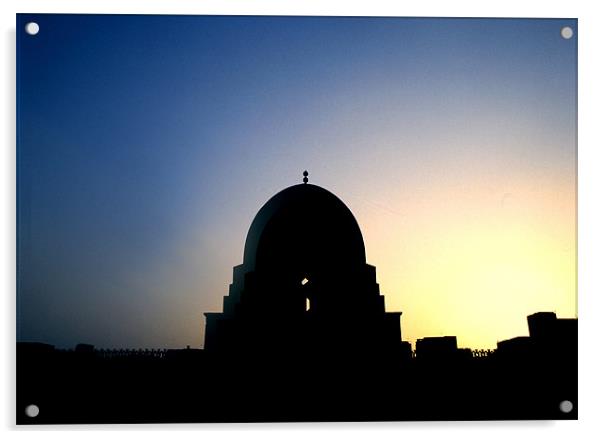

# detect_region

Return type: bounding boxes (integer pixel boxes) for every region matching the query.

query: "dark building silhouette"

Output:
[497,336,532,357]
[204,180,404,365]
[528,311,578,354]
[16,175,578,424]
[416,336,458,360]
[74,343,95,353]
[497,312,577,359]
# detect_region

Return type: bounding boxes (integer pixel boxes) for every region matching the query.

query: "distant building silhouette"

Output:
[416,336,458,360]
[497,311,577,361]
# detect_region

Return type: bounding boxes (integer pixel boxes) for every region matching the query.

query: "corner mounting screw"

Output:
[303,170,309,184]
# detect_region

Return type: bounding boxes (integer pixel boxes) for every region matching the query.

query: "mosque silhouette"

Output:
[16,173,577,424]
[205,172,404,361]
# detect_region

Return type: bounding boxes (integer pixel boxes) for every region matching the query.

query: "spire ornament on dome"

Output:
[303,170,309,184]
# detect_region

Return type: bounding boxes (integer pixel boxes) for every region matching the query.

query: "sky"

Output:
[17,15,576,350]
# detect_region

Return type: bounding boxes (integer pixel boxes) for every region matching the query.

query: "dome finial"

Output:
[302,170,309,184]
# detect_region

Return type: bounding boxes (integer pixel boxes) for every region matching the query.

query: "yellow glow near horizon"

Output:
[354,165,576,350]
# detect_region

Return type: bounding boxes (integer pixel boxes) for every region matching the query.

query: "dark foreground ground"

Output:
[16,342,577,424]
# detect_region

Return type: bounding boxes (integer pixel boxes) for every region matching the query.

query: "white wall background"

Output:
[2,0,601,437]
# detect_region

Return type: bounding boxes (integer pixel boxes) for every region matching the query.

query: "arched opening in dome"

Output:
[301,276,311,311]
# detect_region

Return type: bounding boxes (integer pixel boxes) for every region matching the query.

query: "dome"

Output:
[204,180,402,356]
[242,183,366,277]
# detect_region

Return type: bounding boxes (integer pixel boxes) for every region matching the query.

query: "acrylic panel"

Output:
[16,14,577,424]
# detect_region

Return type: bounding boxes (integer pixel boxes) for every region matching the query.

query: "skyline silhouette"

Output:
[17,178,577,423]
[17,173,577,352]
[17,15,577,352]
